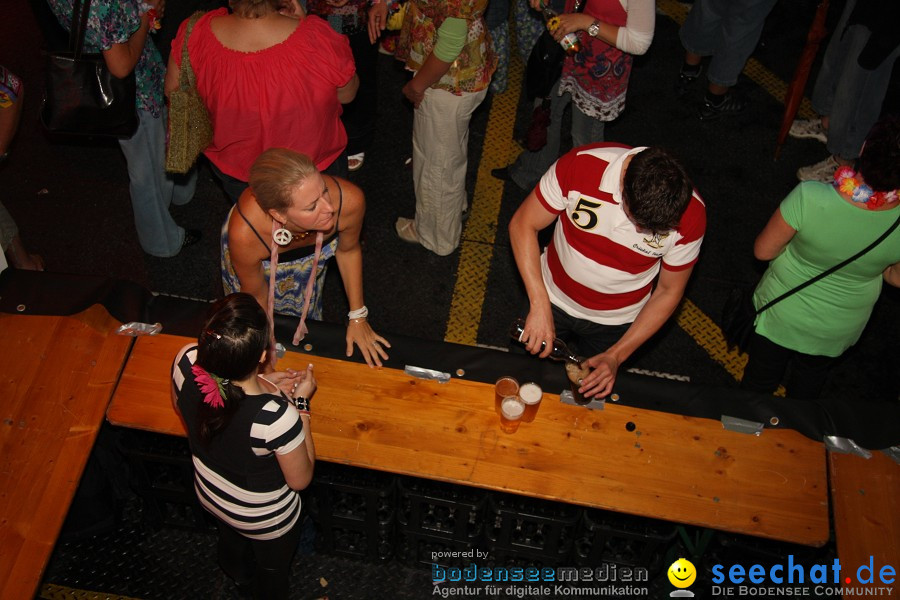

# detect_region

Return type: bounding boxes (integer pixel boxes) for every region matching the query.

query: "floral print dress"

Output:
[395,0,497,94]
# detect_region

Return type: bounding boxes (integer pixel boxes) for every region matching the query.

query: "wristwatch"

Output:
[588,20,601,38]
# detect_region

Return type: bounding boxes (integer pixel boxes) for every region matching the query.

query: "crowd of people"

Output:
[3,0,898,596]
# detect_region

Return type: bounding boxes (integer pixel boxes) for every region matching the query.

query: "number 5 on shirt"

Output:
[571,197,602,230]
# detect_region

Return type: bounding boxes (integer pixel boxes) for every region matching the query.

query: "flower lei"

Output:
[833,166,899,210]
[191,364,229,409]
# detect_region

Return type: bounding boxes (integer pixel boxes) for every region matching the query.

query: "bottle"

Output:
[540,1,582,56]
[509,318,581,364]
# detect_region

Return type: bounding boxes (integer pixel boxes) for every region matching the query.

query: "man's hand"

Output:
[520,305,556,358]
[579,352,619,399]
[368,2,388,44]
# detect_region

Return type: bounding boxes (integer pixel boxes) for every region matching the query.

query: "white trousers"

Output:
[412,86,488,256]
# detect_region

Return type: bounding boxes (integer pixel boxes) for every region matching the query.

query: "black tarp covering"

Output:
[2,268,897,449]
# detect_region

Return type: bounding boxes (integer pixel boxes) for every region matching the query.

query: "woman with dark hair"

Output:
[171,292,316,598]
[741,115,900,400]
[165,0,359,202]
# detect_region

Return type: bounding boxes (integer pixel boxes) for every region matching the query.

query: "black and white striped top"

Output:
[172,344,305,540]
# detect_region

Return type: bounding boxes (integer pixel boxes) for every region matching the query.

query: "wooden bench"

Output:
[0,307,132,600]
[108,333,830,547]
[829,451,900,589]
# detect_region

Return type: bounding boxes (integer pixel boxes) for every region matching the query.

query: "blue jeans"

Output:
[811,0,900,160]
[679,0,778,88]
[118,109,196,257]
[509,81,606,191]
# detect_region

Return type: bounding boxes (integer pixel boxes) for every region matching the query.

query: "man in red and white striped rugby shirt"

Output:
[509,143,706,400]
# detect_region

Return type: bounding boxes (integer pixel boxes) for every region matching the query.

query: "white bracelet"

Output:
[348,305,369,320]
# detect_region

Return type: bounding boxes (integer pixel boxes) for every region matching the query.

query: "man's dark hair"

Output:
[857,115,900,192]
[622,147,694,233]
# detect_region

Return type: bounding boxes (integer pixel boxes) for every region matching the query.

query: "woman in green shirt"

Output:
[741,116,900,400]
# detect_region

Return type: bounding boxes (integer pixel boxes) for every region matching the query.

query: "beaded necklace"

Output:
[833,166,899,210]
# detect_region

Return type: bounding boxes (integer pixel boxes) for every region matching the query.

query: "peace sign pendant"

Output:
[273,227,292,246]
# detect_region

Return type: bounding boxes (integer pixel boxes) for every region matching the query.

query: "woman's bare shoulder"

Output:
[331,176,364,207]
[228,193,269,256]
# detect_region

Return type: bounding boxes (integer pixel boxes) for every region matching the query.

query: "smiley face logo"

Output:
[668,558,697,588]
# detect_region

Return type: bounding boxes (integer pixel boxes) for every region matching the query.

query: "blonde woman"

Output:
[221,148,390,367]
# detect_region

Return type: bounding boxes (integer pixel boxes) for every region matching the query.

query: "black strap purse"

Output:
[40,0,139,138]
[524,0,585,101]
[723,209,900,352]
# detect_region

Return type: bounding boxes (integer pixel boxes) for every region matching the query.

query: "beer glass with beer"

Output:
[518,382,543,422]
[494,376,519,415]
[565,360,592,405]
[499,396,525,433]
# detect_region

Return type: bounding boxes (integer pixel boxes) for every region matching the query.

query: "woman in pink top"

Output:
[166,0,359,203]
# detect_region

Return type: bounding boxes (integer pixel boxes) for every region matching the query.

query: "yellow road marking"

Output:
[445,44,525,345]
[675,299,748,380]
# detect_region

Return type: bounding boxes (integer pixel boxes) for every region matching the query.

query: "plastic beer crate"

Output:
[572,508,677,573]
[397,476,487,541]
[307,463,396,561]
[484,493,581,562]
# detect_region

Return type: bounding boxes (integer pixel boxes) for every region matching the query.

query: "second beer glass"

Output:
[518,382,543,422]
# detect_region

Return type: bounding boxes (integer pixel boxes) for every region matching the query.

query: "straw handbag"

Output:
[165,12,212,174]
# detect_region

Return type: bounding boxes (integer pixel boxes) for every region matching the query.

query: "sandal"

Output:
[348,152,365,172]
[395,217,420,245]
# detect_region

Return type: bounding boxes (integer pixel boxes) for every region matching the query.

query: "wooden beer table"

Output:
[0,307,132,600]
[108,334,830,547]
[829,451,900,584]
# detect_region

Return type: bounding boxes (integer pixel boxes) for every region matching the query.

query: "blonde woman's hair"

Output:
[229,0,280,18]
[249,148,319,212]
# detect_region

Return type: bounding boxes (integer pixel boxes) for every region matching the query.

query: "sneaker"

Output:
[796,155,839,182]
[395,217,420,245]
[788,119,827,144]
[698,92,746,121]
[676,66,701,96]
[491,166,511,181]
[181,229,202,250]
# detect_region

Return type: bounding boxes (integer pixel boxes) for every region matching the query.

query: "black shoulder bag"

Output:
[723,209,900,352]
[40,0,139,138]
[525,0,585,101]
